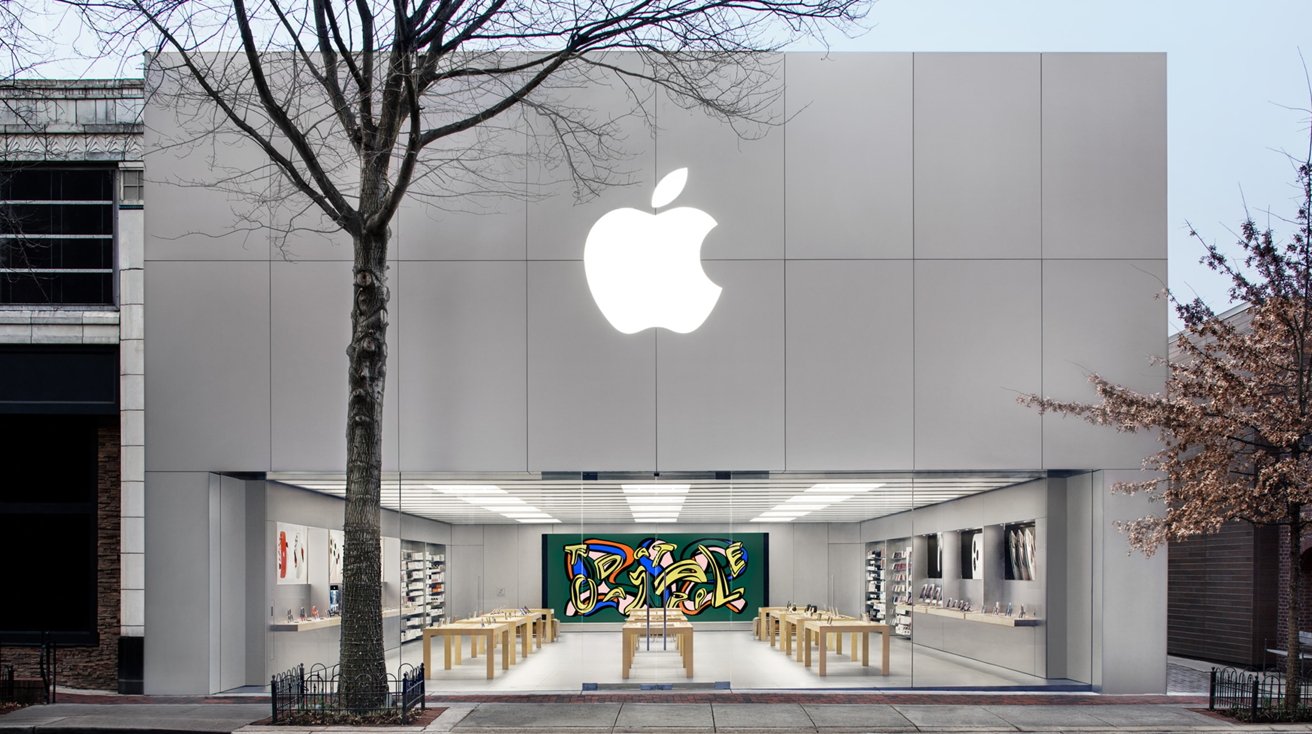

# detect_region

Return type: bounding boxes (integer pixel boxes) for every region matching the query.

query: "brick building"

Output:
[0,79,144,692]
[1164,304,1286,670]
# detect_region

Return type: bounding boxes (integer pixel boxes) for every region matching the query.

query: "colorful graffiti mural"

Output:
[544,533,767,622]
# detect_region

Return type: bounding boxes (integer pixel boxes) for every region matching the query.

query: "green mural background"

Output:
[542,533,768,623]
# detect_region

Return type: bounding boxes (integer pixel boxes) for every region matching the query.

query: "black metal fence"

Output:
[1210,667,1312,719]
[0,633,58,704]
[270,663,425,724]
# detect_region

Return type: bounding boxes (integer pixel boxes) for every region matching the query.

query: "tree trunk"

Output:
[1287,505,1303,712]
[338,229,390,710]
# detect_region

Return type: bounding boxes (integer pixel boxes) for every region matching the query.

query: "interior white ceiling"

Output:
[268,472,1043,525]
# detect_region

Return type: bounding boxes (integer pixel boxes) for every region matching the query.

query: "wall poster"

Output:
[328,529,344,584]
[543,533,768,623]
[276,522,309,585]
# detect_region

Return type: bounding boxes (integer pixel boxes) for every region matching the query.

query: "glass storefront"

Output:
[259,470,1093,691]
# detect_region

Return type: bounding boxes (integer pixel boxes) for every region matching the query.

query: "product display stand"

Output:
[401,541,447,642]
[890,544,912,637]
[865,544,885,622]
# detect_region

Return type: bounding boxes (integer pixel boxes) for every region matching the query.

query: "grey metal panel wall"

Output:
[143,52,1167,476]
[913,260,1042,470]
[784,53,912,259]
[656,261,785,470]
[143,261,270,472]
[397,261,527,471]
[144,471,213,694]
[1042,260,1167,470]
[1041,54,1167,260]
[913,53,1041,259]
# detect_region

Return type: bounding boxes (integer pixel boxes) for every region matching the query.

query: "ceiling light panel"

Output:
[272,473,1040,524]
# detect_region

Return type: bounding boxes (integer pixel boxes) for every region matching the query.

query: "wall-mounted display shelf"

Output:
[426,551,446,628]
[865,545,885,622]
[911,604,1042,627]
[890,544,912,637]
[401,542,447,642]
[271,607,402,632]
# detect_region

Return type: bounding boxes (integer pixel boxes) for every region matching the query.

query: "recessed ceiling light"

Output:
[516,518,562,524]
[807,483,881,493]
[626,496,686,506]
[774,504,828,511]
[622,484,691,495]
[751,516,793,522]
[438,485,505,495]
[759,511,808,518]
[501,511,551,518]
[467,497,527,505]
[633,517,678,523]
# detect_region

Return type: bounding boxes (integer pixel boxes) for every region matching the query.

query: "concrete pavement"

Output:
[6,697,1312,734]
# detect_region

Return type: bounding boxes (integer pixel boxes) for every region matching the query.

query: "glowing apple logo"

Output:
[584,168,721,334]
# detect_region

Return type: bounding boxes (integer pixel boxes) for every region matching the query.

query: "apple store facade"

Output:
[140,52,1168,694]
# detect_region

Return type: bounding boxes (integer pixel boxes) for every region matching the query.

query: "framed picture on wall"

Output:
[328,529,344,584]
[959,529,982,579]
[1003,521,1037,581]
[276,523,310,585]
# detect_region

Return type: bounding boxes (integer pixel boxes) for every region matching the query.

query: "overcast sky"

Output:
[30,0,1312,327]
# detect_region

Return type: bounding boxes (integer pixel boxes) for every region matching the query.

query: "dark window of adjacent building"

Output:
[0,167,115,306]
[0,414,100,643]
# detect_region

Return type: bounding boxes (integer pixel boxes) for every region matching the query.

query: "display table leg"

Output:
[521,622,530,658]
[455,634,463,665]
[444,635,452,670]
[503,629,512,669]
[880,629,889,675]
[622,631,632,679]
[485,633,495,680]
[684,631,694,677]
[470,634,478,659]
[422,631,432,673]
[818,631,828,677]
[803,628,812,667]
[835,632,842,655]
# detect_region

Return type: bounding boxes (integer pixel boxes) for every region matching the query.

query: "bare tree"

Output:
[1021,145,1312,714]
[62,0,866,707]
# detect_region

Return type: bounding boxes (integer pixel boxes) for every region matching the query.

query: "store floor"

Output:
[391,629,1082,692]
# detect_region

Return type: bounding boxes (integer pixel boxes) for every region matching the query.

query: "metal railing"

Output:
[0,632,57,704]
[1210,667,1312,720]
[270,663,424,724]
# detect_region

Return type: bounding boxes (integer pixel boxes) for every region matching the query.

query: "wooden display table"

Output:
[777,610,819,656]
[800,619,891,676]
[493,608,558,646]
[621,620,693,679]
[473,613,536,659]
[625,608,688,629]
[792,615,856,662]
[421,620,512,680]
[757,606,788,643]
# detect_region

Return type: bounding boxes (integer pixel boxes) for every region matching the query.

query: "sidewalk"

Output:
[6,693,1312,734]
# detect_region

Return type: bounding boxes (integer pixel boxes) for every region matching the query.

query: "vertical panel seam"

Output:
[1039,53,1046,472]
[782,53,788,472]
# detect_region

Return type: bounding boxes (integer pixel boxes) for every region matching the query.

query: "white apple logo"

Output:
[584,168,721,334]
